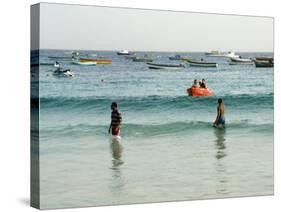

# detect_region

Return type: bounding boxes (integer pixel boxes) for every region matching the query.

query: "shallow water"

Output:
[37,50,273,209]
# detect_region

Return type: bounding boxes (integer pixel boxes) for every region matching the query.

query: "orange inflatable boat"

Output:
[187,86,214,96]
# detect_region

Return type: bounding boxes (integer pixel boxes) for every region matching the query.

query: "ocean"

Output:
[35,50,273,209]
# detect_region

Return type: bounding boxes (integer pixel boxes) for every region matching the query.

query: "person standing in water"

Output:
[108,102,122,136]
[213,98,225,128]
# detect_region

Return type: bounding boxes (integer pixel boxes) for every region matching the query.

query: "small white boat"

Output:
[54,61,60,68]
[117,50,130,55]
[72,60,97,66]
[230,57,252,63]
[206,51,239,58]
[53,68,74,77]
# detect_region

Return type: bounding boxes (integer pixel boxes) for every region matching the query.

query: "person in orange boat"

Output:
[192,79,198,88]
[200,79,207,89]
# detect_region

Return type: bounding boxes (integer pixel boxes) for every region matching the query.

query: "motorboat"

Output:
[53,68,74,77]
[117,50,130,55]
[230,57,252,63]
[205,51,239,58]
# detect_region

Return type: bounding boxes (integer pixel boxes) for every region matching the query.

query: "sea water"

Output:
[37,50,273,209]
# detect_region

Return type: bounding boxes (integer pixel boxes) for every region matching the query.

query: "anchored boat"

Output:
[53,68,74,77]
[188,60,218,68]
[205,51,239,58]
[230,57,252,63]
[117,50,130,55]
[147,62,185,70]
[72,60,97,66]
[254,60,274,68]
[79,58,112,64]
[229,61,254,65]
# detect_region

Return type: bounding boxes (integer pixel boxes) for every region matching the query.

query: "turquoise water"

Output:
[37,50,273,209]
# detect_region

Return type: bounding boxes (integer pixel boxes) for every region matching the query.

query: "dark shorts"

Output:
[218,117,225,125]
[112,127,120,136]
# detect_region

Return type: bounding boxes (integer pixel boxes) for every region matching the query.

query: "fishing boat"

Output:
[187,86,214,96]
[205,51,239,58]
[188,60,218,68]
[53,68,74,77]
[254,60,274,68]
[72,60,97,66]
[132,57,153,62]
[147,62,185,70]
[229,61,254,65]
[117,50,130,55]
[48,56,72,60]
[255,57,273,62]
[79,58,112,64]
[169,55,182,60]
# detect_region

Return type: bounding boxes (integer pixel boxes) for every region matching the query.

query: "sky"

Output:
[38,3,274,52]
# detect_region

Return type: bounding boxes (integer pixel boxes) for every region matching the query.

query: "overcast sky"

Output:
[39,3,274,52]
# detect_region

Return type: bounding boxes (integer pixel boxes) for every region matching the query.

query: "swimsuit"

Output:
[218,116,225,125]
[112,127,120,136]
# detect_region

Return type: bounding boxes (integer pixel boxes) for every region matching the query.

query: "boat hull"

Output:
[229,62,254,65]
[72,61,97,66]
[79,58,112,64]
[254,60,274,68]
[188,61,218,68]
[187,87,214,96]
[147,62,185,69]
[231,57,252,63]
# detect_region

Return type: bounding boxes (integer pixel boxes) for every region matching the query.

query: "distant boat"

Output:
[72,60,97,66]
[229,61,254,65]
[54,61,60,68]
[117,50,130,55]
[79,58,112,64]
[254,60,274,68]
[53,68,74,77]
[188,60,218,68]
[206,51,239,58]
[147,62,185,70]
[48,56,72,60]
[230,57,252,63]
[132,57,153,62]
[169,55,182,60]
[255,57,273,62]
